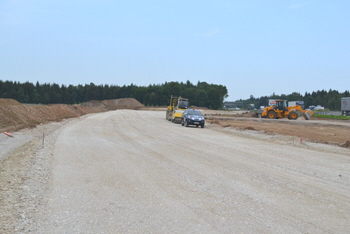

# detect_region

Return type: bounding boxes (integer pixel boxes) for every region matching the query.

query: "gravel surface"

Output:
[1,110,349,233]
[1,119,73,233]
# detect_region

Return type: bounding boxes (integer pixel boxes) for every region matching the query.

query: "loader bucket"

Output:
[303,112,311,120]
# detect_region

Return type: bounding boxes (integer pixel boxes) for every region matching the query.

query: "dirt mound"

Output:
[83,100,105,108]
[0,99,105,132]
[84,98,144,110]
[0,98,21,105]
[0,98,145,132]
[104,98,144,110]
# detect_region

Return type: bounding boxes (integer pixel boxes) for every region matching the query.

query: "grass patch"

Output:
[313,114,350,120]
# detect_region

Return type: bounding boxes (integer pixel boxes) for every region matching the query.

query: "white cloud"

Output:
[196,29,220,37]
[289,2,308,10]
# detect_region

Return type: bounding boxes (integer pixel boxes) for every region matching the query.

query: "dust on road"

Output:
[1,110,350,233]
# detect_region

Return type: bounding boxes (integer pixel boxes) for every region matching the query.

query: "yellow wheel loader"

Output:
[261,100,313,120]
[166,95,189,123]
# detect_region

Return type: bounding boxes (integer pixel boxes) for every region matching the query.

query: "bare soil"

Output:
[202,110,350,148]
[0,98,144,133]
[84,98,144,110]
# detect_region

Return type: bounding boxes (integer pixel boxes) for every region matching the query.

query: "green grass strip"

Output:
[313,114,350,120]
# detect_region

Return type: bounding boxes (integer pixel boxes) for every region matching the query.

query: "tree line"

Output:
[239,90,350,111]
[0,80,228,109]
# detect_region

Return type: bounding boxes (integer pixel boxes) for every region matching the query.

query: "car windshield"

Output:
[187,110,202,115]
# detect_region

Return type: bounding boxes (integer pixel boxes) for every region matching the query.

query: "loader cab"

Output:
[275,100,287,111]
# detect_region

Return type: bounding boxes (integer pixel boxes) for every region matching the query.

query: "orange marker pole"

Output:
[4,132,14,137]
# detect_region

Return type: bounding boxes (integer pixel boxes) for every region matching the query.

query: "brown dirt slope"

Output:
[0,99,22,106]
[84,98,144,110]
[0,98,143,133]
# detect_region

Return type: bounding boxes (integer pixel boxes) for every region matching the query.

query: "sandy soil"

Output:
[1,110,349,233]
[205,115,350,148]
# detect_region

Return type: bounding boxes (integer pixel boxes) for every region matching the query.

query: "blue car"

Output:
[181,109,205,128]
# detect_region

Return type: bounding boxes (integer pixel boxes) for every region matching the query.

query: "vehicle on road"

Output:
[181,109,205,128]
[166,95,189,123]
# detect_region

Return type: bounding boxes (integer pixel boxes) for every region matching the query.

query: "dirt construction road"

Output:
[2,110,350,233]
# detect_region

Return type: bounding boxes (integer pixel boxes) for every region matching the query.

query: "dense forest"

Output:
[0,80,228,109]
[238,90,350,111]
[1,80,348,110]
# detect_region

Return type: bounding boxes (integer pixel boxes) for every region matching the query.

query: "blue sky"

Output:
[1,0,349,101]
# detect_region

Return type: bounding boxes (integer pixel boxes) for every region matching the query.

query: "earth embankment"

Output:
[0,98,144,132]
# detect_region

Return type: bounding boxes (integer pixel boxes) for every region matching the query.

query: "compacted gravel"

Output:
[1,110,349,233]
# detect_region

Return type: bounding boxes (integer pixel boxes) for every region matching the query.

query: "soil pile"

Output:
[82,100,106,109]
[84,98,144,110]
[0,98,143,133]
[0,98,105,132]
[0,99,21,106]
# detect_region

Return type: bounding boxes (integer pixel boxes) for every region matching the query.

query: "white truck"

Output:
[341,97,350,116]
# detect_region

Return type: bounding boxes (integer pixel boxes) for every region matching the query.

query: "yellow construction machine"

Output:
[166,95,189,123]
[260,100,313,120]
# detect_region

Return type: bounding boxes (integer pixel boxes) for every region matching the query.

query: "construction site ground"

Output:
[202,110,350,148]
[1,98,349,148]
[0,99,349,232]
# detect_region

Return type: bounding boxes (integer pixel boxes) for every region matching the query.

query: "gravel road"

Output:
[1,110,350,233]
